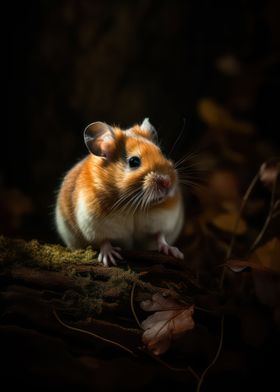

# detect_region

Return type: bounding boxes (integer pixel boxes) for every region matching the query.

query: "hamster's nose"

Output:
[158,175,171,190]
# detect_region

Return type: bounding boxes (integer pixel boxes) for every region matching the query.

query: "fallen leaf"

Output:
[140,293,194,355]
[197,98,254,134]
[211,209,247,235]
[197,99,233,129]
[226,259,275,273]
[225,240,280,309]
[226,239,280,274]
[254,238,280,273]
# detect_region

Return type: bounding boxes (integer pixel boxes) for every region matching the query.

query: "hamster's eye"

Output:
[128,156,141,168]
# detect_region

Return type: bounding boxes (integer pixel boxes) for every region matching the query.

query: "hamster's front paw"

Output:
[98,240,123,267]
[157,233,184,259]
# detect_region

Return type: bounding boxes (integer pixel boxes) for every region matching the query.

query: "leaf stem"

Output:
[130,281,142,329]
[196,315,225,392]
[53,308,137,357]
[220,172,259,288]
[139,347,200,382]
[248,172,278,253]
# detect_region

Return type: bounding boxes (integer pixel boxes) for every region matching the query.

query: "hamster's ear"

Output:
[84,122,115,159]
[140,118,158,143]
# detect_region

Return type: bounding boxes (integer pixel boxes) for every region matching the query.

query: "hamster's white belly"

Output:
[134,198,184,249]
[57,190,184,251]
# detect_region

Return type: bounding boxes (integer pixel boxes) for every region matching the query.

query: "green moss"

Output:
[0,236,157,317]
[0,235,98,270]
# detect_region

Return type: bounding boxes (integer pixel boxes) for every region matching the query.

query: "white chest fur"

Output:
[75,191,134,247]
[134,197,184,248]
[75,191,183,250]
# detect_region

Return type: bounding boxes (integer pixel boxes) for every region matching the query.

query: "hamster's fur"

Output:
[55,119,184,266]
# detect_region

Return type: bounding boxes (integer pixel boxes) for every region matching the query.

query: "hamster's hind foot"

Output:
[98,240,123,267]
[157,233,184,259]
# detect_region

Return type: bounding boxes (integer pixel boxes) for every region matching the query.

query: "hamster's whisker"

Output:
[179,179,207,190]
[110,187,142,211]
[142,188,153,213]
[176,165,207,173]
[147,191,154,213]
[175,151,198,163]
[174,151,201,168]
[133,193,145,216]
[122,188,144,216]
[175,161,203,171]
[128,190,144,216]
[139,192,147,212]
[178,175,207,183]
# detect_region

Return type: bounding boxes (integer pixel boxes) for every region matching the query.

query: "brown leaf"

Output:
[226,239,280,274]
[253,238,280,273]
[197,98,254,134]
[226,239,280,309]
[140,293,194,355]
[211,205,247,235]
[225,259,275,273]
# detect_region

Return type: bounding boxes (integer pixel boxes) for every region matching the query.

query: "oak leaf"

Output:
[140,293,194,355]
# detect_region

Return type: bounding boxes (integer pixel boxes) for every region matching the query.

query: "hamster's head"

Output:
[84,119,179,213]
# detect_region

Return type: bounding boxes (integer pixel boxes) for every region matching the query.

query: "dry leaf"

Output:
[211,208,247,235]
[226,259,275,273]
[197,98,254,134]
[197,98,233,129]
[226,239,280,274]
[140,293,194,355]
[254,238,280,273]
[226,240,280,309]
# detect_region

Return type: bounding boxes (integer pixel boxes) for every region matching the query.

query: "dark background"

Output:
[2,0,280,243]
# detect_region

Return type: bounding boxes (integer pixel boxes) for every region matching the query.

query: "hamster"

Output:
[55,118,184,266]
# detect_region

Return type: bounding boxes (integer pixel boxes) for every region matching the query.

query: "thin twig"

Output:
[130,281,142,328]
[196,315,225,392]
[220,172,260,288]
[53,308,137,357]
[139,347,200,382]
[197,173,260,391]
[168,117,187,157]
[248,173,278,253]
[203,164,277,392]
